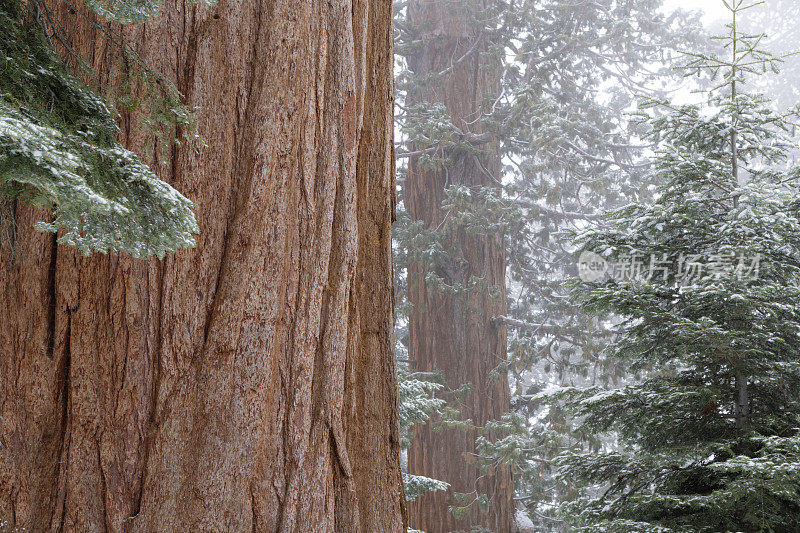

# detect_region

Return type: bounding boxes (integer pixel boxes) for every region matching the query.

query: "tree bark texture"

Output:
[0,0,405,531]
[404,1,513,532]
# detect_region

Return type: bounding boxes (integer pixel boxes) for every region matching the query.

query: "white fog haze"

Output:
[663,0,729,24]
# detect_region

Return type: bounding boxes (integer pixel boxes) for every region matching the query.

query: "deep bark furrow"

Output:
[45,234,57,361]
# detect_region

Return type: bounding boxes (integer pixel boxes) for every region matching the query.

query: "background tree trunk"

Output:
[404,1,513,532]
[0,1,405,531]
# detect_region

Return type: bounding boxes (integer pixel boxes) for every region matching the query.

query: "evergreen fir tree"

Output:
[556,2,800,530]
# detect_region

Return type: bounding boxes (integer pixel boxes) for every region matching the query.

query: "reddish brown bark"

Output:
[404,1,514,532]
[0,1,405,531]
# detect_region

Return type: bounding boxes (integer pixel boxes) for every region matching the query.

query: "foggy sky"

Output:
[662,0,729,24]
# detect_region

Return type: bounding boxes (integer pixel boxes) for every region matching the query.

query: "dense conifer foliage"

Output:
[557,2,800,529]
[394,0,703,527]
[0,0,197,257]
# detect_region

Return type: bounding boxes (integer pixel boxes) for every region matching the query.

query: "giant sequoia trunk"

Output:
[0,1,405,531]
[404,1,513,532]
